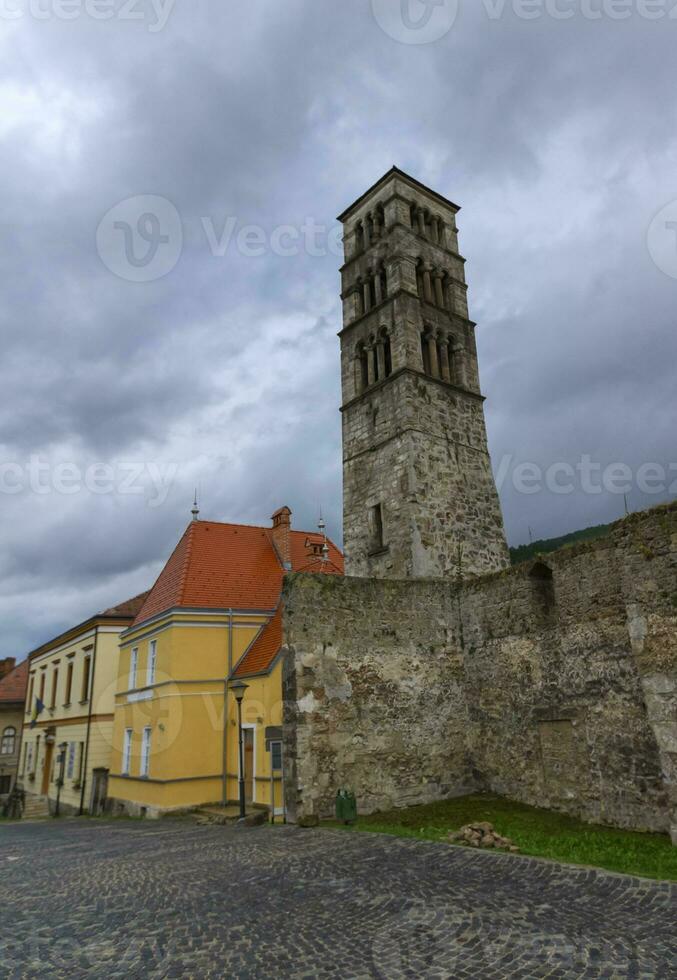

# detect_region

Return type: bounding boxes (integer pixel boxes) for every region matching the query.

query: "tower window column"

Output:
[374,268,383,305]
[433,269,445,307]
[439,336,451,382]
[427,332,440,378]
[366,345,376,386]
[362,278,371,314]
[422,265,434,305]
[376,337,386,381]
[417,207,427,237]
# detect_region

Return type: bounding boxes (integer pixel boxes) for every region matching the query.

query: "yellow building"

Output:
[0,658,27,803]
[19,594,148,816]
[108,507,343,818]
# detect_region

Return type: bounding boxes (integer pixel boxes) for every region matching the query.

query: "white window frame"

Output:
[146,640,157,687]
[122,729,133,775]
[129,648,138,691]
[1,726,16,755]
[66,742,76,779]
[140,726,152,777]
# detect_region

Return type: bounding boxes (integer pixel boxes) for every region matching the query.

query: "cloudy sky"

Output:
[2,0,676,658]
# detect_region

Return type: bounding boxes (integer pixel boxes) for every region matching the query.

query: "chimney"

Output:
[0,657,16,681]
[271,506,292,570]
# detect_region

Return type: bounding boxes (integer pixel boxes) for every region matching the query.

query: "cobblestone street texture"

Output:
[0,820,675,978]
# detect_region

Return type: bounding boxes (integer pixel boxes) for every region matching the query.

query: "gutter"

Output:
[78,625,99,815]
[221,608,233,806]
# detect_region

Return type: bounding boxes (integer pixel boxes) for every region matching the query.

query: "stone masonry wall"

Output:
[281,575,479,823]
[282,503,677,841]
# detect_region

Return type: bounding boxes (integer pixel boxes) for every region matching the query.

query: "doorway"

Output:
[90,768,109,815]
[41,740,54,796]
[243,727,255,804]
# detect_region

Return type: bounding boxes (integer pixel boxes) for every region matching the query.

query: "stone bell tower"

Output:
[338,167,509,580]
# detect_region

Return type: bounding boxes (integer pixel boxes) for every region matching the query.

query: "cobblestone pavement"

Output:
[0,820,675,979]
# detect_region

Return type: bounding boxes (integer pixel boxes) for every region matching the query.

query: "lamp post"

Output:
[229,680,249,819]
[55,742,68,817]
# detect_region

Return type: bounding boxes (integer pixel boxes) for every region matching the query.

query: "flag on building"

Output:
[29,697,45,729]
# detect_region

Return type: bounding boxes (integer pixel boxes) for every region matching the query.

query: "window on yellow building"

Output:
[1,727,16,755]
[26,674,35,714]
[75,742,84,785]
[146,641,157,687]
[66,742,76,779]
[140,727,152,778]
[65,660,74,705]
[81,655,91,703]
[122,729,133,775]
[39,671,46,703]
[129,648,138,690]
[50,668,59,709]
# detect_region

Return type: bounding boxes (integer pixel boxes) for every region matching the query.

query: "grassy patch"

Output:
[326,794,677,881]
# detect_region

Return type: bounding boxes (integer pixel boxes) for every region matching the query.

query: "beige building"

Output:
[0,658,27,804]
[20,593,147,816]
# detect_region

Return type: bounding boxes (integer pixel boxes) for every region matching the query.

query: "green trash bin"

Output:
[335,789,357,825]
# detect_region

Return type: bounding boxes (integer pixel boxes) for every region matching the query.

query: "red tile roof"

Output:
[133,519,344,629]
[234,606,283,678]
[101,592,150,618]
[0,659,28,704]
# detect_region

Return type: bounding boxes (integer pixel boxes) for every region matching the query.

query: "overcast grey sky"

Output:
[2,0,676,658]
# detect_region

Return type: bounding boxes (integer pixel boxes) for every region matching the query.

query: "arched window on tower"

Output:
[368,271,377,309]
[355,343,369,393]
[416,260,424,299]
[410,202,418,229]
[439,272,449,309]
[355,222,364,253]
[420,331,432,375]
[375,204,385,238]
[383,331,393,377]
[380,266,388,301]
[436,336,449,381]
[371,338,380,383]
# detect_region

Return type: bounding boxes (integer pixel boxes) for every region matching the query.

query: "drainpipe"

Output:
[221,609,233,807]
[78,625,99,815]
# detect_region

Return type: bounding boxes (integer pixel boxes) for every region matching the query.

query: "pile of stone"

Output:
[448,821,519,852]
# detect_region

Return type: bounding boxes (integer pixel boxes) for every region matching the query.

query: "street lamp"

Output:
[229,679,249,819]
[55,742,68,817]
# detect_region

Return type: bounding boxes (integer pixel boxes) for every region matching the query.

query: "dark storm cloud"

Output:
[1,0,675,656]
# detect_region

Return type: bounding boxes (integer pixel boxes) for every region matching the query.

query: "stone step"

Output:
[194,805,267,827]
[22,795,50,819]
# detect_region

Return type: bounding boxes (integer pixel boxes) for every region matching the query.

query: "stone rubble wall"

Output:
[282,503,677,842]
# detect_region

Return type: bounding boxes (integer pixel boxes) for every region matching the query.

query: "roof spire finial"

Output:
[318,508,329,563]
[191,491,200,522]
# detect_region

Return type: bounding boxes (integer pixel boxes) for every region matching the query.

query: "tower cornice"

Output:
[337,166,461,223]
[339,366,485,413]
